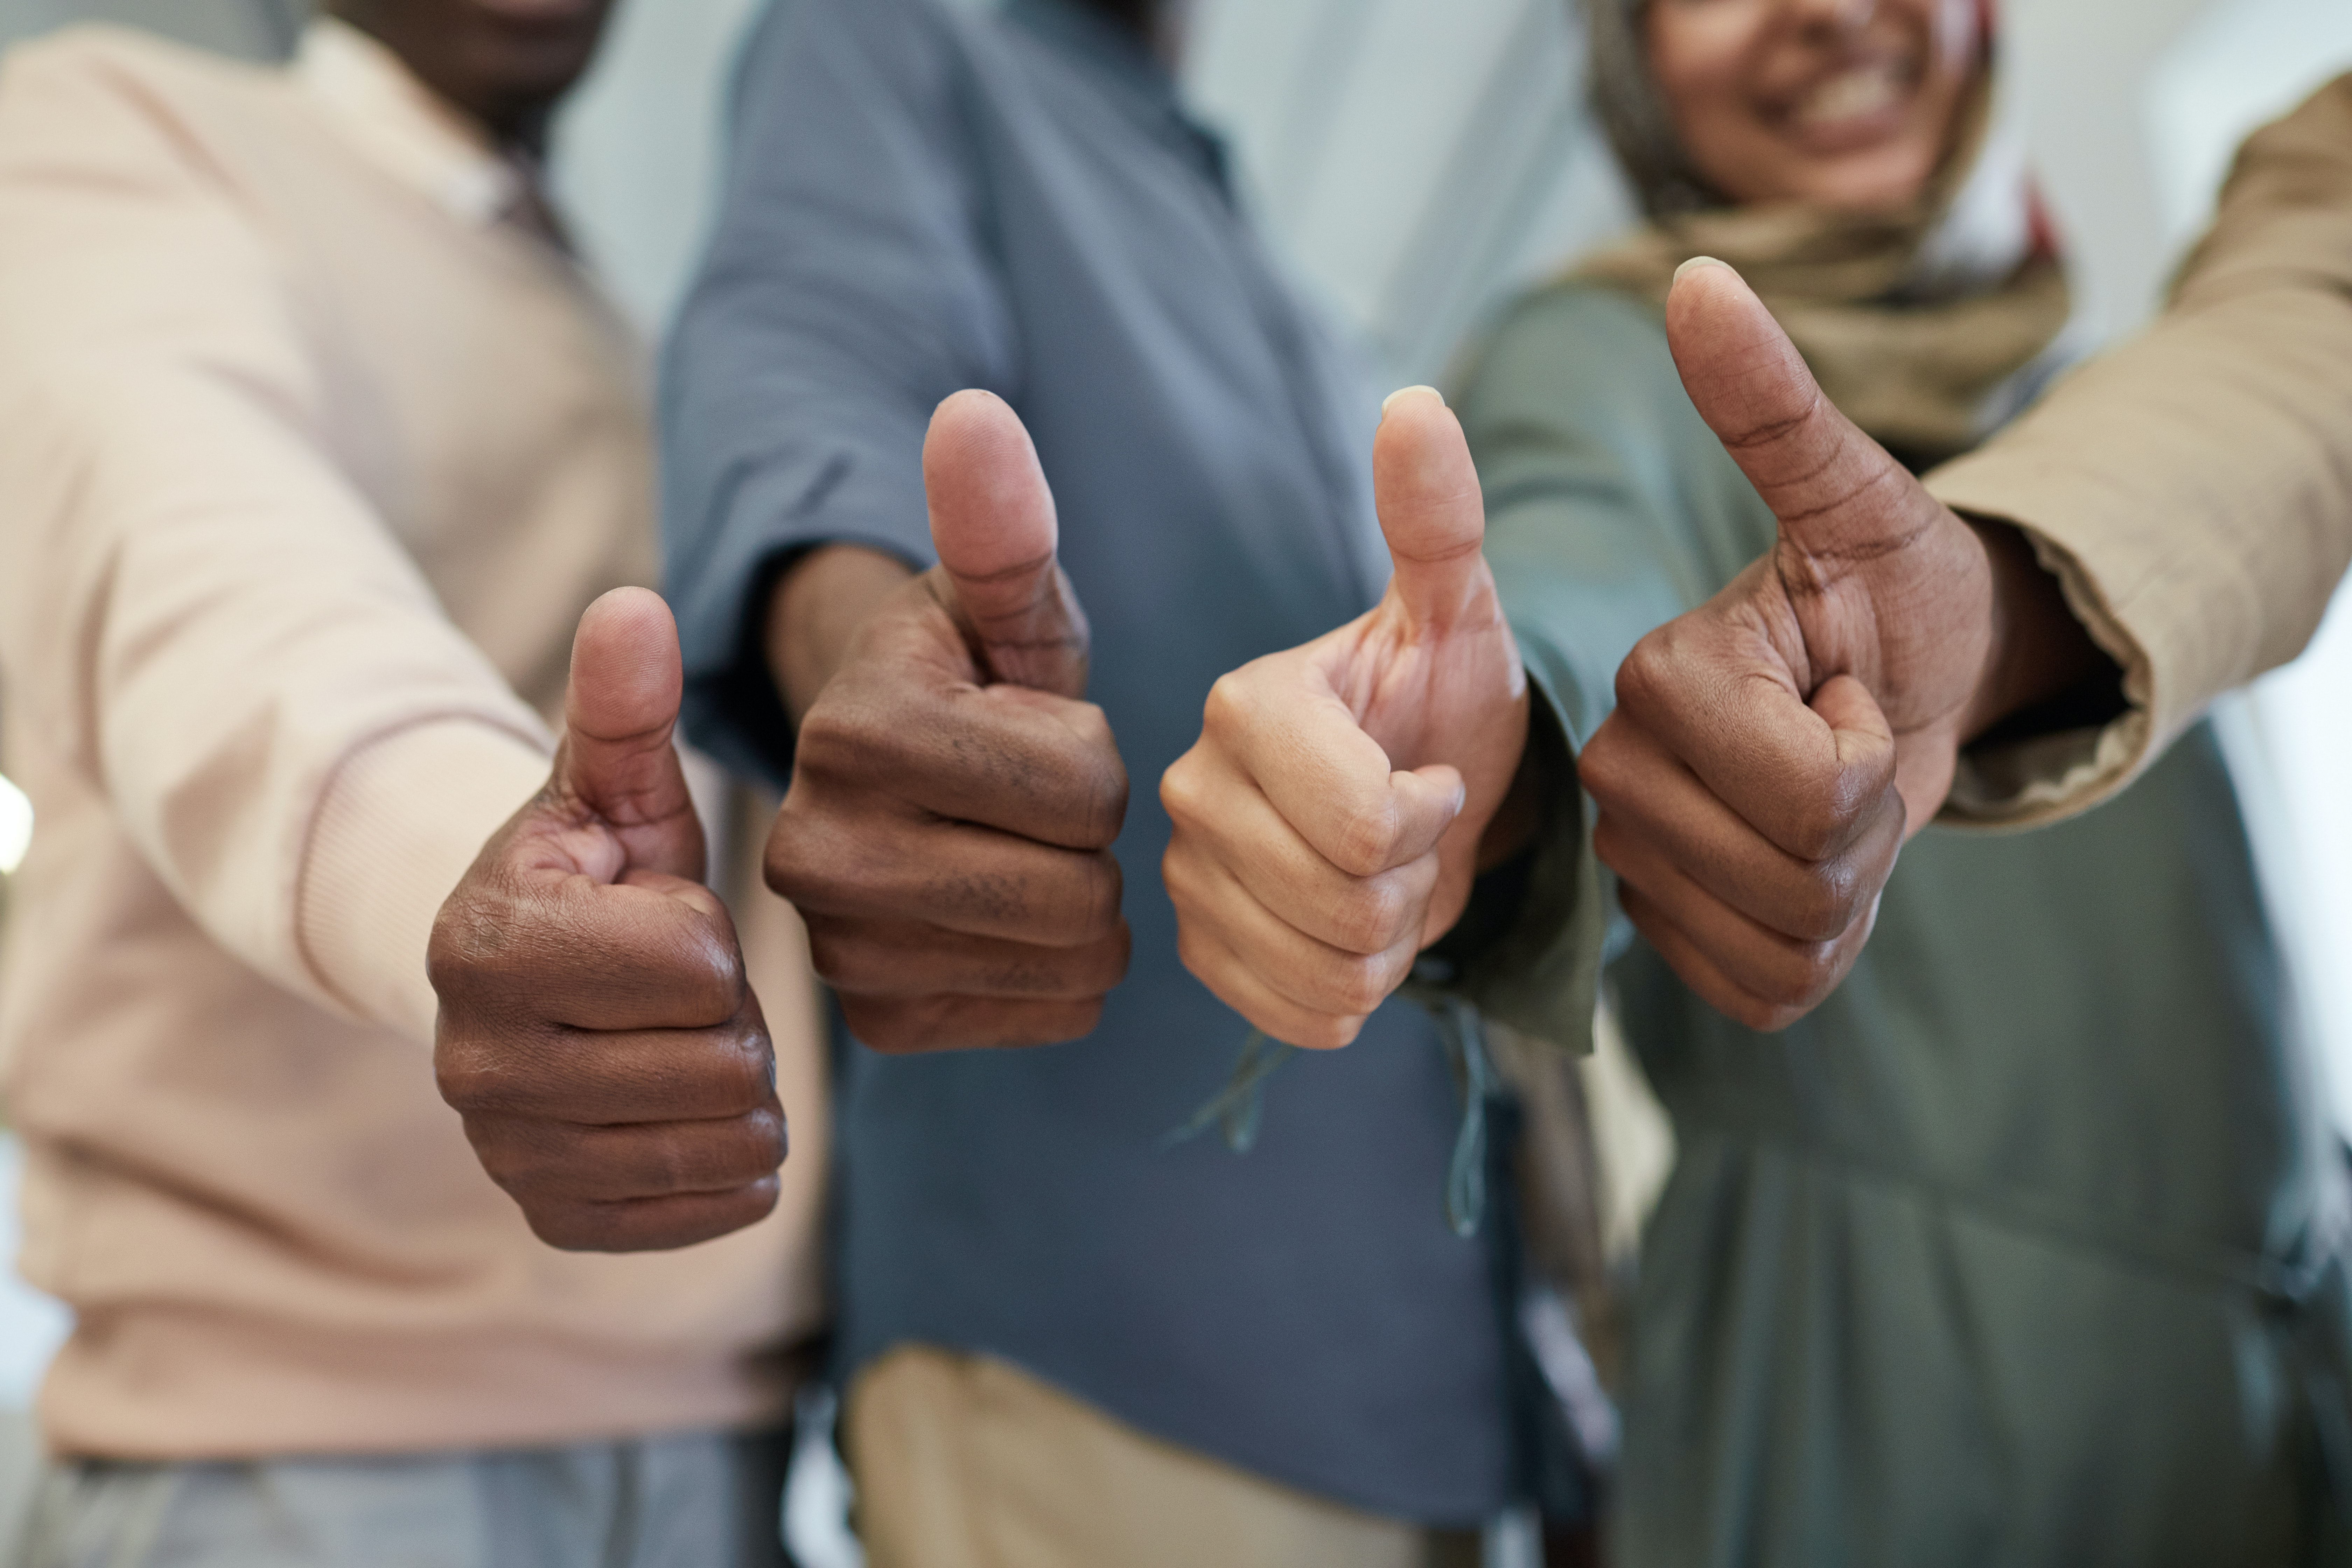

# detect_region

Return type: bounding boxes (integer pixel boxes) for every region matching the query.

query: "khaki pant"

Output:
[847,1347,1482,1568]
[19,1428,789,1568]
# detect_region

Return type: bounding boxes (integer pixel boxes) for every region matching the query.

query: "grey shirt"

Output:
[663,0,1516,1521]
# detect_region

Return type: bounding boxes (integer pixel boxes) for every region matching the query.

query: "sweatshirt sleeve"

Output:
[660,0,1018,786]
[1924,73,2352,826]
[0,35,555,1046]
[1448,286,1780,1052]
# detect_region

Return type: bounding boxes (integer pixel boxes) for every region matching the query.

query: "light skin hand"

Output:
[763,391,1133,1052]
[1161,389,1532,1050]
[1580,259,2107,1031]
[432,589,786,1253]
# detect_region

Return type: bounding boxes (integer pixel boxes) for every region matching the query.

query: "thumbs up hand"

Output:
[765,391,1133,1051]
[1579,259,2101,1031]
[431,588,786,1253]
[1161,388,1531,1050]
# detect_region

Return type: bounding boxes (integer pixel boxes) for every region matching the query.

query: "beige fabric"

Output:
[1927,74,2352,825]
[845,1348,1482,1568]
[1576,72,2073,465]
[0,26,826,1459]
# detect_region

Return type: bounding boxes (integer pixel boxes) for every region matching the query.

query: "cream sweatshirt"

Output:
[0,24,823,1460]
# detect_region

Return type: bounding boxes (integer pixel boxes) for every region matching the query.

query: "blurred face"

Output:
[330,0,617,150]
[1645,0,1982,210]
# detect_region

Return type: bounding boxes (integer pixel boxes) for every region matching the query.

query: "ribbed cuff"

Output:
[1923,476,2162,830]
[299,720,553,1044]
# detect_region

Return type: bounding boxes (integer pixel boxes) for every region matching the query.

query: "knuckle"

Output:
[1085,746,1131,848]
[1173,923,1225,993]
[1327,953,1399,1017]
[1076,852,1125,940]
[1081,923,1135,993]
[1761,941,1843,1012]
[710,1023,777,1114]
[1792,865,1865,943]
[425,889,512,1002]
[792,696,900,784]
[1334,880,1413,955]
[1330,804,1401,880]
[433,1035,520,1113]
[687,931,743,1020]
[1200,672,1253,736]
[1612,633,1682,719]
[739,1106,790,1175]
[1780,796,1857,863]
[764,795,862,906]
[1576,730,1634,809]
[1159,755,1210,830]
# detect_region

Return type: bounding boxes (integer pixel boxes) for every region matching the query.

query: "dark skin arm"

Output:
[768,545,917,724]
[761,395,1132,1054]
[1573,259,2113,1031]
[433,591,786,1252]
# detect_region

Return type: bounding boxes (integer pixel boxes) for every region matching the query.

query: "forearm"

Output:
[1957,517,2119,744]
[765,544,916,724]
[1925,74,2352,820]
[302,720,552,1041]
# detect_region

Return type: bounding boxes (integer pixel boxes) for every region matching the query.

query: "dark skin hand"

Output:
[432,590,786,1252]
[327,0,617,156]
[1578,259,2107,1031]
[764,392,1133,1053]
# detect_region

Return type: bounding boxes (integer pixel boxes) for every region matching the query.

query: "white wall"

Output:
[551,0,767,336]
[2135,2,2352,1133]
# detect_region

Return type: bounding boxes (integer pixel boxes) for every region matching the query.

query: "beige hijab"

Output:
[1574,0,2071,464]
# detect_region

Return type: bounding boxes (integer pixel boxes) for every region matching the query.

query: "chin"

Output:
[1790,148,1941,212]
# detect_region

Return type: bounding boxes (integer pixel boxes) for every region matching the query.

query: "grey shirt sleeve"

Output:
[660,0,1018,783]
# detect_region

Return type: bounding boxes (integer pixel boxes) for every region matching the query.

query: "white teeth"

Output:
[1794,66,1904,126]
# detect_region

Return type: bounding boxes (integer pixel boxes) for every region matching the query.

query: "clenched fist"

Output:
[432,588,785,1253]
[1161,387,1531,1049]
[765,391,1133,1052]
[1580,258,2107,1030]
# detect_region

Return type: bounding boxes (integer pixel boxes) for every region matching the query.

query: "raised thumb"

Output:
[923,389,1090,698]
[558,587,704,881]
[1666,259,1934,562]
[1373,386,1490,629]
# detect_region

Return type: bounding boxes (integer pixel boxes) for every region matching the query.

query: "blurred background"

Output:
[3,0,2352,1517]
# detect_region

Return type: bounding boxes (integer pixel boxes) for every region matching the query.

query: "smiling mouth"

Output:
[1788,62,1913,129]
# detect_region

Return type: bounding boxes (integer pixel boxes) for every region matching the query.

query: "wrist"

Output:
[766,544,916,724]
[1957,512,2116,745]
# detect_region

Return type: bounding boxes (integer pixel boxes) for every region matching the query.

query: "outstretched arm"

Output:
[1577,261,2108,1031]
[1925,73,2352,824]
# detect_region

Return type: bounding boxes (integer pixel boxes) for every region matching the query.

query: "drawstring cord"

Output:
[1164,1029,1300,1155]
[1167,981,1498,1238]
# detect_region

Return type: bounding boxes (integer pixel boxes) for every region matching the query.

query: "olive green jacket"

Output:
[1458,282,2352,1567]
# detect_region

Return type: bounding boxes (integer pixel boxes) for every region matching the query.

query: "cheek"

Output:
[1647,11,1771,164]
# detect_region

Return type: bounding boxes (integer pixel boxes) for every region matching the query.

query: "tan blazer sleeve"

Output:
[1926,75,2352,826]
[0,38,554,1043]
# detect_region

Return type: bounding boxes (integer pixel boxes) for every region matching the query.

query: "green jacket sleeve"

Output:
[1444,284,1781,1052]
